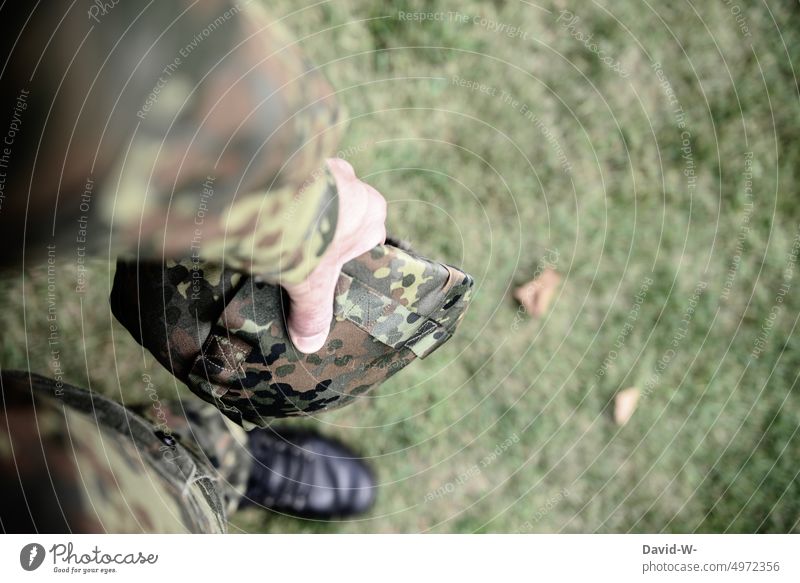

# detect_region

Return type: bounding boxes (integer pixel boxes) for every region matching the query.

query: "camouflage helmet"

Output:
[111,242,474,427]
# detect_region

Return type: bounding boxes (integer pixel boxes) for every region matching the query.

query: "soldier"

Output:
[0,1,387,532]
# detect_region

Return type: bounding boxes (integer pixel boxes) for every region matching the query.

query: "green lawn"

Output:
[2,0,799,532]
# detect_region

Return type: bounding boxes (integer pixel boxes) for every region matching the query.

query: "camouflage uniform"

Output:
[0,2,474,532]
[0,0,343,533]
[0,0,341,280]
[0,370,248,533]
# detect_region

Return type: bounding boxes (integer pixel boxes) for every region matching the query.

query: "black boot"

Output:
[242,428,376,519]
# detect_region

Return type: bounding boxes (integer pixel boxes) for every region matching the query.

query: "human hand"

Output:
[284,158,387,353]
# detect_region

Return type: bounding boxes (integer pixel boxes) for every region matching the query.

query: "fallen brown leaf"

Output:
[513,268,561,317]
[614,387,640,426]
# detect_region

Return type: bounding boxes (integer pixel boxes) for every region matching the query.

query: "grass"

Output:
[2,0,800,532]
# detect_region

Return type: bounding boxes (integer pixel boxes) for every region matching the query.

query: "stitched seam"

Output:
[338,274,430,344]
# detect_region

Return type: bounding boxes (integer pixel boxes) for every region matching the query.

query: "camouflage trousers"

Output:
[0,370,251,533]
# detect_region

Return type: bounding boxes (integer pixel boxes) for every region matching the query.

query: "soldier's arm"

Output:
[1,1,352,284]
[106,3,388,351]
[98,1,349,286]
[1,1,386,350]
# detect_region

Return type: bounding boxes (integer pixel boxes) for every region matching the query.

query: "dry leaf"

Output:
[513,268,561,317]
[614,387,640,426]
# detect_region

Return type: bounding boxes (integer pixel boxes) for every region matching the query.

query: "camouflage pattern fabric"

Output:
[111,242,474,426]
[0,0,475,532]
[0,1,341,284]
[127,389,251,517]
[1,0,343,535]
[0,370,249,533]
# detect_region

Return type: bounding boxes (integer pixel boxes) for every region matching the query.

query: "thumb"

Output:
[284,265,339,354]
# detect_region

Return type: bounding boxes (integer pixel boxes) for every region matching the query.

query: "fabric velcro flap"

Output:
[334,272,452,358]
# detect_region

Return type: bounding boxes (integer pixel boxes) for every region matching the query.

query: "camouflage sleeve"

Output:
[0,370,235,533]
[0,1,342,284]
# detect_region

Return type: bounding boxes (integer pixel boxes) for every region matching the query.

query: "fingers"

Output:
[327,156,356,179]
[285,267,338,354]
[285,211,384,354]
[330,184,388,263]
[284,159,388,354]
